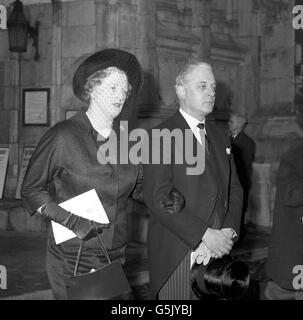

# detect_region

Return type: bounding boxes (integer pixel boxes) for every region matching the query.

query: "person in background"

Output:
[21,48,144,300]
[143,61,243,299]
[265,143,303,300]
[229,112,256,239]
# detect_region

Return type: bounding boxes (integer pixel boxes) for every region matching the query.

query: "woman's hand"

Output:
[65,215,109,241]
[40,201,109,241]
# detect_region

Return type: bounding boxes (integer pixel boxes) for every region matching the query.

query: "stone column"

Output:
[95,0,107,49]
[95,0,158,126]
[247,163,272,228]
[0,2,22,198]
[2,55,20,198]
[191,0,212,60]
[294,0,303,129]
[51,0,62,125]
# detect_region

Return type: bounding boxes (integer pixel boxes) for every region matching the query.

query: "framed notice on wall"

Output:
[23,88,50,126]
[15,146,36,199]
[0,148,9,199]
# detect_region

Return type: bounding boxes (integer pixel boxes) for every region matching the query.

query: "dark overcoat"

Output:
[231,131,255,191]
[143,111,243,298]
[21,110,142,299]
[266,143,303,290]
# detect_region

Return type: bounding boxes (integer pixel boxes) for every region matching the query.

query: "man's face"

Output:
[90,68,129,120]
[180,65,216,119]
[228,116,241,136]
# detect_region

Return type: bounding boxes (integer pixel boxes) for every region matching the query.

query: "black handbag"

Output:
[65,234,131,300]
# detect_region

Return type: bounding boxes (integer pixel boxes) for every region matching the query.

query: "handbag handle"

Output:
[73,233,112,276]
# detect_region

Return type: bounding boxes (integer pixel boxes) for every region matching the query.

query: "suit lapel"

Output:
[205,121,230,189]
[171,111,191,131]
[170,112,230,188]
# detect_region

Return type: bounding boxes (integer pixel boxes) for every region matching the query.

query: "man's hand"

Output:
[192,242,212,266]
[202,228,233,257]
[221,228,237,239]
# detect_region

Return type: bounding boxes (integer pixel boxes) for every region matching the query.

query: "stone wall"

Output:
[210,0,300,225]
[247,0,300,218]
[0,0,300,229]
[0,2,53,198]
[0,23,18,198]
[0,200,47,232]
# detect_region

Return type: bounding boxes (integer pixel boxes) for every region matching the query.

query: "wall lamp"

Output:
[7,0,40,61]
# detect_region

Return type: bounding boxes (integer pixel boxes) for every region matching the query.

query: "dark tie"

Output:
[197,123,209,153]
[197,123,206,174]
[197,123,205,130]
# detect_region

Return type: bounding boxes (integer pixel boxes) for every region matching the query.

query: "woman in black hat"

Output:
[21,48,144,300]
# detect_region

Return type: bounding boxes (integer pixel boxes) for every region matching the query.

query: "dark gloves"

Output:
[159,187,185,214]
[40,201,109,241]
[64,214,109,241]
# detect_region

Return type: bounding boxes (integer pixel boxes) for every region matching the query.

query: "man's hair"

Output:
[230,111,247,130]
[175,61,213,86]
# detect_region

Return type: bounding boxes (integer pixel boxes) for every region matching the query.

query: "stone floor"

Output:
[0,223,270,300]
[0,231,49,299]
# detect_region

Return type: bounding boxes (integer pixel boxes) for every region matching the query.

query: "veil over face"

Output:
[89,67,129,121]
[73,48,144,129]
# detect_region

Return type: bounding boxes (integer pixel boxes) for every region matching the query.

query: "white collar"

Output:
[86,110,112,139]
[179,108,205,132]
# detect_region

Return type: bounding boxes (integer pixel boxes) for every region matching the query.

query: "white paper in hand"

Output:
[51,189,109,245]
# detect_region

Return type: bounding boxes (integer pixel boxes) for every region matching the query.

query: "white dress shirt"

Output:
[179,108,206,146]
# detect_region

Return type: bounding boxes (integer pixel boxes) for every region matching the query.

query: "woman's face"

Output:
[90,68,129,120]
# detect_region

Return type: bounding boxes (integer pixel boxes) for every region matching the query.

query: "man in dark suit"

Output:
[265,143,303,300]
[143,62,243,299]
[229,112,256,237]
